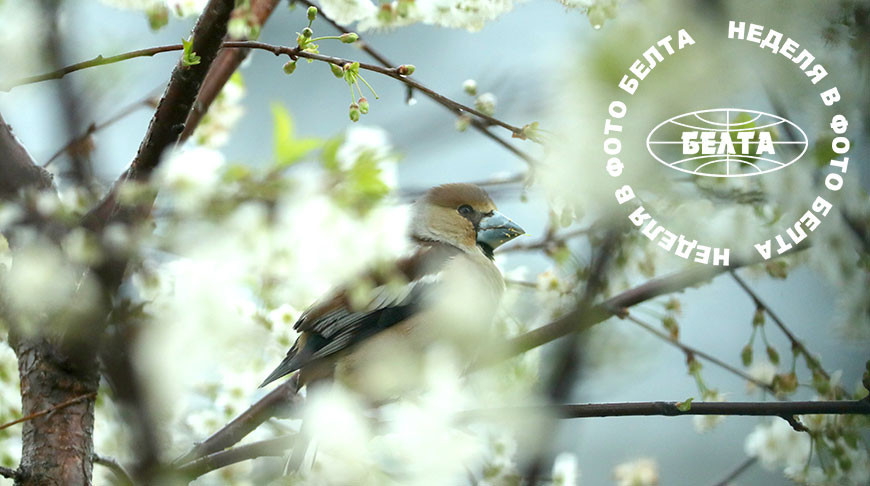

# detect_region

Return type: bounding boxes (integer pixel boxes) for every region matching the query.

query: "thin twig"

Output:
[44,92,158,168]
[711,456,758,486]
[2,41,532,144]
[93,453,134,486]
[624,313,777,394]
[0,45,183,91]
[501,226,594,253]
[292,0,537,164]
[0,392,97,431]
[729,270,830,380]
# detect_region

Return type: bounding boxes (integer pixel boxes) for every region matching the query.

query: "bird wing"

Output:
[259,242,459,387]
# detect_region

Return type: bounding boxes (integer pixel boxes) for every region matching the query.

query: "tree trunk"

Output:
[11,337,99,486]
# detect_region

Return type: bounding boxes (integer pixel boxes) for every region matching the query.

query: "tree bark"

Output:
[12,338,99,486]
[1,110,100,486]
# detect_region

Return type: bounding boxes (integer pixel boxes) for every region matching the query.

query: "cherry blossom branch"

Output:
[177,435,294,479]
[174,397,870,479]
[0,46,184,91]
[174,376,300,466]
[470,399,870,422]
[623,312,777,394]
[1,41,534,149]
[181,0,282,142]
[82,1,235,230]
[729,270,832,381]
[291,0,537,164]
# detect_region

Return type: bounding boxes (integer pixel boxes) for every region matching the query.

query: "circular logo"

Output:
[646,108,808,178]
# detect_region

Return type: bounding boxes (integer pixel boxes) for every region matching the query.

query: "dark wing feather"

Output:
[259,243,458,387]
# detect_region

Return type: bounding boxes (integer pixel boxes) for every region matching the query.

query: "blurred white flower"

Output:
[337,125,399,189]
[746,360,777,393]
[613,457,659,486]
[318,0,377,25]
[2,239,99,322]
[98,0,164,9]
[193,73,245,148]
[475,93,498,116]
[167,0,207,16]
[155,146,225,211]
[553,452,581,486]
[692,390,726,433]
[744,419,811,472]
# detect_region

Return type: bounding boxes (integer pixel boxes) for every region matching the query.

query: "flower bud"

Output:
[475,92,497,116]
[330,63,344,78]
[455,115,470,132]
[349,103,360,122]
[307,6,317,21]
[397,64,416,76]
[340,32,359,44]
[283,60,297,75]
[741,345,753,367]
[462,79,477,96]
[358,97,369,114]
[302,27,313,38]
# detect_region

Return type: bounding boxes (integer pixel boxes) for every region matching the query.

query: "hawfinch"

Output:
[260,183,524,395]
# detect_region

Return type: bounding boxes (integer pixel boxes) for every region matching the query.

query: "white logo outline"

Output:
[646,108,809,178]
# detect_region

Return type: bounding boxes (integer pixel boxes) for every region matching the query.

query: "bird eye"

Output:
[457,204,473,216]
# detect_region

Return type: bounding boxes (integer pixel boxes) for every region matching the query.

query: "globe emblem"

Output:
[646,109,808,178]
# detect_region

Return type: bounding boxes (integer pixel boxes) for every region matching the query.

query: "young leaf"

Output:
[181,36,201,67]
[271,103,321,167]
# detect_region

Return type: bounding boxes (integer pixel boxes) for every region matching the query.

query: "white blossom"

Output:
[613,457,659,486]
[744,419,811,472]
[692,390,726,433]
[553,452,581,486]
[318,0,378,25]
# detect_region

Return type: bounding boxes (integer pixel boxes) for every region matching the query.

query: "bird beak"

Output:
[477,211,525,249]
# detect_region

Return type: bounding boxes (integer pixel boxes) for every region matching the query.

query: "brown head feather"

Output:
[423,183,497,213]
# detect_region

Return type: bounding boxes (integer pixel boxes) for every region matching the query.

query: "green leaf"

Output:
[181,36,201,66]
[320,136,344,171]
[271,103,321,167]
[676,398,693,411]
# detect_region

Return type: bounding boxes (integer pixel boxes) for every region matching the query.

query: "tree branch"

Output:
[729,270,832,381]
[623,313,777,394]
[93,453,134,486]
[0,466,18,480]
[2,41,535,148]
[180,0,282,142]
[174,376,301,466]
[83,0,235,231]
[471,399,870,422]
[177,435,294,479]
[292,0,537,164]
[0,112,54,199]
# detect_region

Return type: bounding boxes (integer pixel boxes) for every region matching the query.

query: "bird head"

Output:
[411,183,525,257]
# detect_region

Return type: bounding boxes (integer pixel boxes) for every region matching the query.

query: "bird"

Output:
[259,183,525,397]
